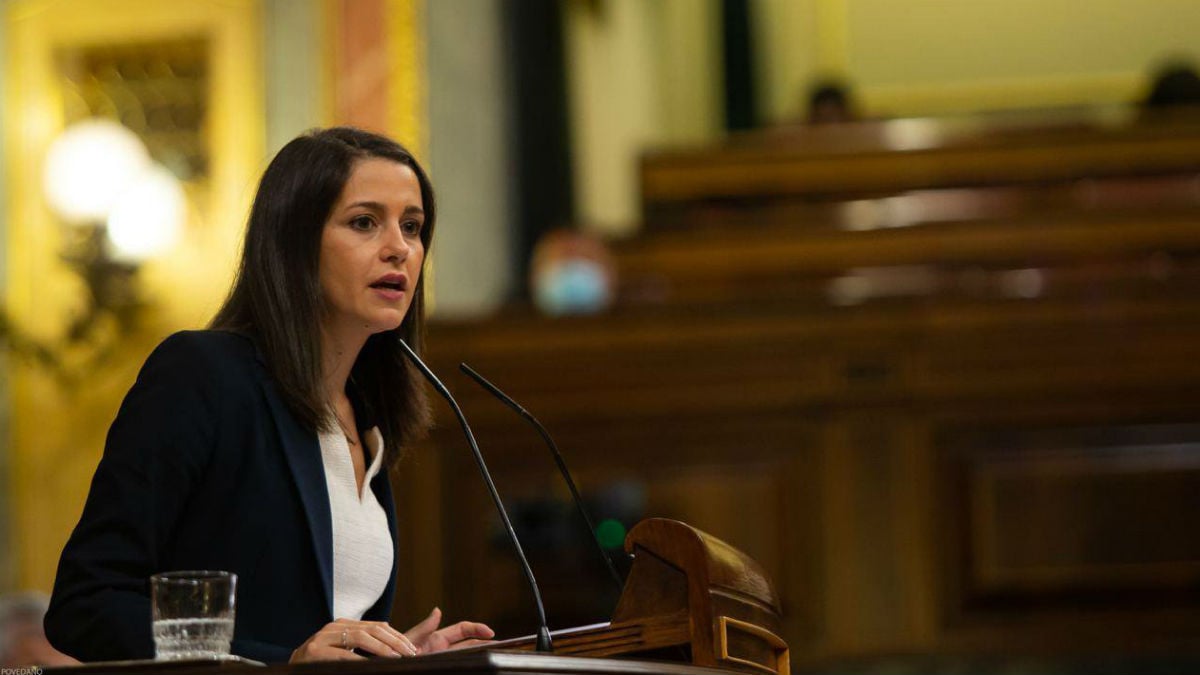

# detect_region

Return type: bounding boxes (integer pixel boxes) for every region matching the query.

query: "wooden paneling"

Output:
[415,293,1200,662]
[932,414,1200,656]
[401,112,1200,669]
[943,425,1200,601]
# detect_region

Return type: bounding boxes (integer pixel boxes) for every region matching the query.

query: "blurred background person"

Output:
[805,79,858,125]
[0,592,76,668]
[1142,60,1200,109]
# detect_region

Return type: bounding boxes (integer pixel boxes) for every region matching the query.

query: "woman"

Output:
[45,127,493,663]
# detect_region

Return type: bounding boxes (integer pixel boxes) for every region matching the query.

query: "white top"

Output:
[318,423,394,621]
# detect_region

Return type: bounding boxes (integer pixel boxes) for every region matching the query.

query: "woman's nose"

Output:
[381,224,410,261]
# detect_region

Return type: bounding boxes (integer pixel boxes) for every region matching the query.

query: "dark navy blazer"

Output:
[45,331,397,664]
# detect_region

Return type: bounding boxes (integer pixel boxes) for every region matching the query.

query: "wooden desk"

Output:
[44,650,746,675]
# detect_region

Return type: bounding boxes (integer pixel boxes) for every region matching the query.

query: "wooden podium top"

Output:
[45,649,742,675]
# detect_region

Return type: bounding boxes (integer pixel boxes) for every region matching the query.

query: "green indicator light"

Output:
[595,518,627,549]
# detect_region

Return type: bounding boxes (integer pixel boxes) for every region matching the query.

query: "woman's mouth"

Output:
[370,274,408,300]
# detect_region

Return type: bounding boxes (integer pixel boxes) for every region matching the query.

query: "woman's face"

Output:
[318,157,426,339]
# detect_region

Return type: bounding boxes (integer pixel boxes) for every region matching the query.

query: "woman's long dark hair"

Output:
[211,127,435,468]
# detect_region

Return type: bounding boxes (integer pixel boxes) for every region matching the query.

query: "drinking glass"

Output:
[150,570,236,660]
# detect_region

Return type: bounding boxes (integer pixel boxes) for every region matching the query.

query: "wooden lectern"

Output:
[45,519,787,675]
[499,519,788,675]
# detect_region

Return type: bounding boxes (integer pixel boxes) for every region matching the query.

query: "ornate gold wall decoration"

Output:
[60,38,210,181]
[4,0,264,591]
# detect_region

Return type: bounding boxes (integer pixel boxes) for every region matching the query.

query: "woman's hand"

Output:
[405,607,495,653]
[290,618,421,662]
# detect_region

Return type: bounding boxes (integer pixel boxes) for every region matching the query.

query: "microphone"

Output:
[458,363,626,596]
[398,340,553,652]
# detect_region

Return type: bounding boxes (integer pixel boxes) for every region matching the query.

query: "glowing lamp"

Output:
[43,119,150,224]
[106,164,186,262]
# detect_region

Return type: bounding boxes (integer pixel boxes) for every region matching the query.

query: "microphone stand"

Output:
[399,341,553,652]
[459,363,626,596]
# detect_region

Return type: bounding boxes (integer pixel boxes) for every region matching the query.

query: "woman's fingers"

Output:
[326,644,367,661]
[403,610,497,654]
[365,622,420,656]
[344,626,405,658]
[405,607,443,643]
[436,620,496,645]
[325,623,370,659]
[335,620,419,657]
[292,616,494,662]
[421,620,496,652]
[290,623,366,663]
[291,620,416,663]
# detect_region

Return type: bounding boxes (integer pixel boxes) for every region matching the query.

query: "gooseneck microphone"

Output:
[398,341,553,653]
[458,363,626,596]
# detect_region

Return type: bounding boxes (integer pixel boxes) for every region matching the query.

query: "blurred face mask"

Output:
[534,258,612,316]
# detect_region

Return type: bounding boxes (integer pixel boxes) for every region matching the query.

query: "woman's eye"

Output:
[350,215,376,231]
[401,220,423,236]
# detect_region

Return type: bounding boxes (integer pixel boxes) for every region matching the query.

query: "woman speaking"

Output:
[44,127,493,663]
